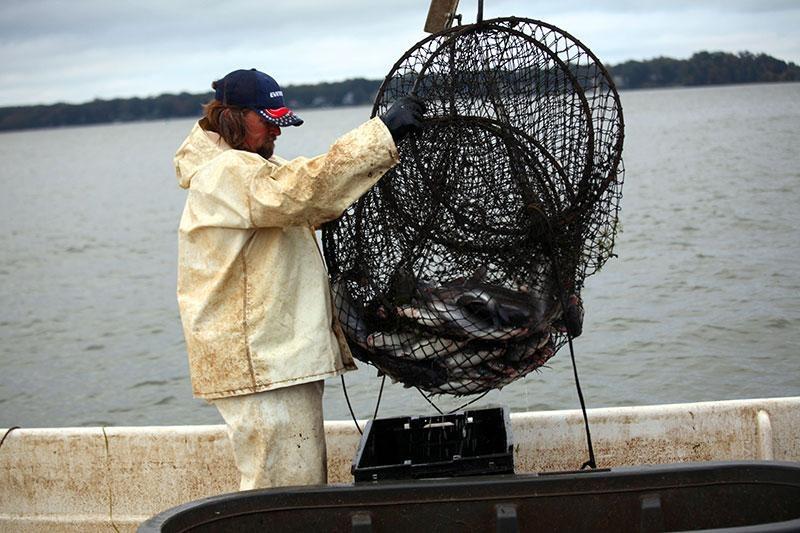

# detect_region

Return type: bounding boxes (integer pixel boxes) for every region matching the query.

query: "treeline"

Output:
[1,51,798,132]
[0,92,214,132]
[0,78,384,132]
[610,51,800,89]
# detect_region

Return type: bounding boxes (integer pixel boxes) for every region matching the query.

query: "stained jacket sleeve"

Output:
[248,117,398,228]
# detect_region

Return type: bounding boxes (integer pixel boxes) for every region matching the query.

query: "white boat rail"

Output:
[1,396,798,532]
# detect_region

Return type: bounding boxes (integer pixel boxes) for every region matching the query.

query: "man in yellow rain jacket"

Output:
[174,68,423,489]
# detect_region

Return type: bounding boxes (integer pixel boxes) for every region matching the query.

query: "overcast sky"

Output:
[0,0,798,107]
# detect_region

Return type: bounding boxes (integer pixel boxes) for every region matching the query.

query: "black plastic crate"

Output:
[351,406,513,482]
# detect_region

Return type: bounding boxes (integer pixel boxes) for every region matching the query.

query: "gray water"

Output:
[1,83,799,428]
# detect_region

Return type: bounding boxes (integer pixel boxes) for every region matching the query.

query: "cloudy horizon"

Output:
[1,0,798,107]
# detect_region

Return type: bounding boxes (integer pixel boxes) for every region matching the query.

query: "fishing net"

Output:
[322,17,624,396]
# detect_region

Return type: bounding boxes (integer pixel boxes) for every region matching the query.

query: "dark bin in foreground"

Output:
[139,461,800,532]
[352,407,513,482]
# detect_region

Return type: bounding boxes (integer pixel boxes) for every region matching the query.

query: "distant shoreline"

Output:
[1,51,797,132]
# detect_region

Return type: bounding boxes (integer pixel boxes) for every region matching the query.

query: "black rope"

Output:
[416,387,444,415]
[532,202,597,470]
[340,372,385,436]
[0,426,20,451]
[553,285,597,469]
[555,294,597,468]
[372,375,386,420]
[550,275,596,469]
[340,375,363,435]
[566,333,597,470]
[415,387,491,416]
[448,389,491,414]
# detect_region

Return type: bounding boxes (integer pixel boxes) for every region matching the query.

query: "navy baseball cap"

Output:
[214,68,303,127]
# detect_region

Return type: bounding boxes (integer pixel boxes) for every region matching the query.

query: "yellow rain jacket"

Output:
[175,117,398,400]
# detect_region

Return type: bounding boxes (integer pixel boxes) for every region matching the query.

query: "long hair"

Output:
[202,91,249,151]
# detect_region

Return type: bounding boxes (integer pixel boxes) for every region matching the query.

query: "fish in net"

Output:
[322,17,625,396]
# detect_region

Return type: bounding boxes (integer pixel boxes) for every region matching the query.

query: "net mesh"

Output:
[322,17,625,396]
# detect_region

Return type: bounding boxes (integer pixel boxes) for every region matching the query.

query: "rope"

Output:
[527,201,597,470]
[0,426,20,451]
[340,375,363,435]
[566,333,597,470]
[416,386,491,416]
[372,375,386,420]
[416,388,444,415]
[340,372,387,435]
[448,390,491,414]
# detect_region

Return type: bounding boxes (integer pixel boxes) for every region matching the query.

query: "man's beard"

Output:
[257,141,275,159]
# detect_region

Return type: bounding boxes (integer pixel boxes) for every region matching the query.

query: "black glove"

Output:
[379,96,425,142]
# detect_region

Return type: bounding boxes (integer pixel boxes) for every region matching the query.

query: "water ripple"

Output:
[1,87,799,427]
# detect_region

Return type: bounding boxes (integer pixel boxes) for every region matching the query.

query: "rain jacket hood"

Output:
[175,117,398,399]
[175,119,234,189]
